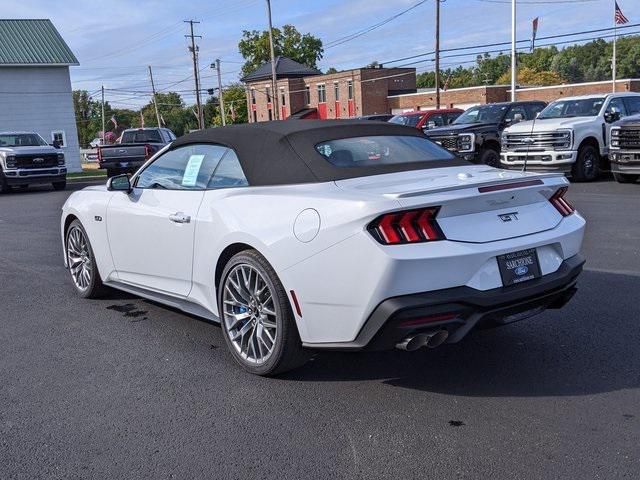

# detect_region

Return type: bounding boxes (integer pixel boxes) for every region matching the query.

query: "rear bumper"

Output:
[305,254,584,351]
[99,161,145,172]
[3,168,66,185]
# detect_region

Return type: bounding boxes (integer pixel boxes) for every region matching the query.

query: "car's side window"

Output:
[428,114,445,128]
[207,150,249,190]
[445,112,460,125]
[135,144,228,190]
[606,97,628,117]
[623,96,640,115]
[527,103,545,119]
[505,105,527,123]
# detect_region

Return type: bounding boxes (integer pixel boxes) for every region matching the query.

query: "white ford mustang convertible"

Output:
[61,120,585,375]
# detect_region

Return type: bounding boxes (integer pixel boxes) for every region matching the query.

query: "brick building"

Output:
[242,57,640,121]
[242,57,415,121]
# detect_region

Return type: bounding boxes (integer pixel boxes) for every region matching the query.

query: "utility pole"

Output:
[148,66,162,127]
[510,0,517,102]
[612,0,617,93]
[214,59,226,126]
[101,85,105,145]
[265,0,280,120]
[435,0,441,109]
[185,20,204,129]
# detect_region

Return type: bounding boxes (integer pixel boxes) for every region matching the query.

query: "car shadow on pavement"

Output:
[281,269,640,398]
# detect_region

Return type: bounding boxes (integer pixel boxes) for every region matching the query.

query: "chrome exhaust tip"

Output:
[396,330,449,351]
[396,333,430,352]
[425,329,449,348]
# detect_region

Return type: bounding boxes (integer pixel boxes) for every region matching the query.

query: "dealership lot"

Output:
[1,180,639,479]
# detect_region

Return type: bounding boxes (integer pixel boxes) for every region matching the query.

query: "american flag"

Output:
[109,115,118,128]
[615,1,629,25]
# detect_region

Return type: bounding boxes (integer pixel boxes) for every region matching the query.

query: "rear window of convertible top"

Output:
[314,135,454,168]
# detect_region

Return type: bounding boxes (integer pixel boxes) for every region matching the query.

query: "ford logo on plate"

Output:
[515,266,529,276]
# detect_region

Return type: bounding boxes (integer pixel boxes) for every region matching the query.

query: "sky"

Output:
[3,0,637,108]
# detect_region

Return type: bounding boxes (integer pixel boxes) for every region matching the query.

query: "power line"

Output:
[325,0,429,49]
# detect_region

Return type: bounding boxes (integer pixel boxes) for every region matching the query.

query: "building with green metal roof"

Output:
[0,19,81,172]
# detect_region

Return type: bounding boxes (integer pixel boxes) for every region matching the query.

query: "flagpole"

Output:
[612,0,617,93]
[510,0,517,102]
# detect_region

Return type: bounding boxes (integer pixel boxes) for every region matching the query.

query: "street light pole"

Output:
[148,66,162,127]
[101,85,105,144]
[435,0,441,109]
[266,0,279,120]
[511,0,517,102]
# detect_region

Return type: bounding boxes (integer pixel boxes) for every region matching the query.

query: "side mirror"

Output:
[426,121,437,129]
[107,174,131,193]
[604,111,621,123]
[52,140,61,149]
[513,113,524,123]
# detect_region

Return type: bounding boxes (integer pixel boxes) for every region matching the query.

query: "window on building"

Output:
[334,82,339,101]
[280,88,286,106]
[266,86,272,104]
[250,89,256,105]
[51,130,66,147]
[268,108,273,121]
[347,80,354,100]
[252,110,257,123]
[304,86,311,105]
[317,84,326,103]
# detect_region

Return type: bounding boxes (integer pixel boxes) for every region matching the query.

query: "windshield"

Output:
[454,105,508,125]
[538,98,605,119]
[0,133,48,147]
[121,130,162,143]
[315,135,454,167]
[389,114,421,127]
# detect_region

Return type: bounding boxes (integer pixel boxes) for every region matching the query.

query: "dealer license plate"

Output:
[497,248,542,286]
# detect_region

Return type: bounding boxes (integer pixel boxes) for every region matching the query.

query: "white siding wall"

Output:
[0,66,81,172]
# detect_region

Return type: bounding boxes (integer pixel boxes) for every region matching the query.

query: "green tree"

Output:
[238,25,323,76]
[204,83,249,127]
[325,67,338,74]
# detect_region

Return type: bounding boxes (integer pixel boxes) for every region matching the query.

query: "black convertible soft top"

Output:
[171,120,467,186]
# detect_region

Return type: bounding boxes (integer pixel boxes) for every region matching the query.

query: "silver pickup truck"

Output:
[0,131,67,193]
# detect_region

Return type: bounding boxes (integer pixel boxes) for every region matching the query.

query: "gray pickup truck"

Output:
[98,127,176,177]
[0,131,67,193]
[610,114,640,184]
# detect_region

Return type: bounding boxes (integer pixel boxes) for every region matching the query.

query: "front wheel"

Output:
[571,145,600,182]
[0,172,8,194]
[613,172,639,184]
[479,148,500,167]
[218,250,308,376]
[65,220,107,298]
[52,180,66,191]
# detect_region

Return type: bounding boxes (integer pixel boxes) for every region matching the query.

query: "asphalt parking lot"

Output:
[1,179,639,479]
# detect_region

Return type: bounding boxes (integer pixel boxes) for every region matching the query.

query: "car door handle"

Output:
[169,212,191,224]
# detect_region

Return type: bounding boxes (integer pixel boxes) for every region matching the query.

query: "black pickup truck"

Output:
[425,101,546,166]
[98,127,176,177]
[609,114,640,184]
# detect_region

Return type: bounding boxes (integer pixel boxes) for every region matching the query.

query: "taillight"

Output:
[144,144,152,159]
[368,207,445,245]
[549,187,575,217]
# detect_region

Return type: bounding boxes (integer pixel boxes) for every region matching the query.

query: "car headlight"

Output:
[57,153,65,165]
[610,127,620,149]
[555,130,572,150]
[5,155,16,169]
[458,133,475,152]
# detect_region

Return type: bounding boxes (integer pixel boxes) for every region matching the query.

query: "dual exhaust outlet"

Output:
[396,330,449,352]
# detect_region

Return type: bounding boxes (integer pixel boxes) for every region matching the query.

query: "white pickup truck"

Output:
[500,92,640,181]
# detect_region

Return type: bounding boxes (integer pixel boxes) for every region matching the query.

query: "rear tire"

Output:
[571,145,600,182]
[613,172,639,184]
[218,250,308,376]
[65,220,108,299]
[52,180,66,191]
[479,148,500,167]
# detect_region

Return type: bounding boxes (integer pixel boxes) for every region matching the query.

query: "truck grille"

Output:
[503,132,571,151]
[611,127,640,149]
[15,154,59,168]
[429,135,458,152]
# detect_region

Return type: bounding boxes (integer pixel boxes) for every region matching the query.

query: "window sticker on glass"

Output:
[182,154,205,187]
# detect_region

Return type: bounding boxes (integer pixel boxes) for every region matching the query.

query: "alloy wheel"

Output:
[66,226,93,291]
[222,264,278,365]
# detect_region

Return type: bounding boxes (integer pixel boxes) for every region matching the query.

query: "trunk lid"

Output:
[335,165,567,243]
